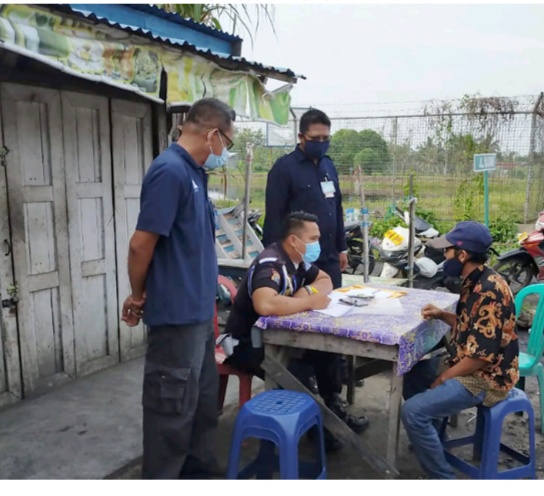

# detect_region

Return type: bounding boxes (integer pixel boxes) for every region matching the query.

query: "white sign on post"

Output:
[473,153,497,172]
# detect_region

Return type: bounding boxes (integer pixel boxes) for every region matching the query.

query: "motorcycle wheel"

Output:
[493,257,535,295]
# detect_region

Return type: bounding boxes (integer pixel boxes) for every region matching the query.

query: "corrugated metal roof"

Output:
[49,4,303,82]
[119,4,242,42]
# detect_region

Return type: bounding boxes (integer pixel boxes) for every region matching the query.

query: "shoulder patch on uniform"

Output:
[259,257,278,264]
[270,269,282,285]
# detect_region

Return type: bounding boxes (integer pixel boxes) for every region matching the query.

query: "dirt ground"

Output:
[109,328,542,480]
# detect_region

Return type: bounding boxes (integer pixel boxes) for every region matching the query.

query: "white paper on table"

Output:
[346,298,405,316]
[314,293,405,317]
[313,291,351,317]
[334,288,395,299]
[313,303,353,318]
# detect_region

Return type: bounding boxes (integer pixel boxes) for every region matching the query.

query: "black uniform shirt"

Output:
[224,242,319,341]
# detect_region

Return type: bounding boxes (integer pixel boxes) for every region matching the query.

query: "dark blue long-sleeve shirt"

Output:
[262,145,348,266]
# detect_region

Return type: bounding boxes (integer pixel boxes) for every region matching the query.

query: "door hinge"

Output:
[2,283,18,309]
[1,297,17,309]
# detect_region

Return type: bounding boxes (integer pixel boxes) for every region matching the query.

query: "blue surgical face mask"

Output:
[204,133,229,171]
[443,257,464,278]
[295,237,321,264]
[303,140,330,160]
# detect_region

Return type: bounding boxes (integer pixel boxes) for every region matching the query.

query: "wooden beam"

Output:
[386,362,404,465]
[262,329,398,363]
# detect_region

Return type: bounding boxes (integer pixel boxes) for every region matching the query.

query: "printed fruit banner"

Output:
[162,51,292,125]
[0,4,292,124]
[0,4,162,100]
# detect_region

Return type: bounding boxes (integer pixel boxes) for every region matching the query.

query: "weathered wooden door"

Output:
[62,92,119,376]
[111,99,153,361]
[0,99,23,408]
[0,83,75,396]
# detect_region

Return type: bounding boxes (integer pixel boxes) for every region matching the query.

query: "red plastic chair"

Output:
[215,275,253,413]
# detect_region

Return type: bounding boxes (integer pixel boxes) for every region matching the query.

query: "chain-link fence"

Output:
[208,94,544,226]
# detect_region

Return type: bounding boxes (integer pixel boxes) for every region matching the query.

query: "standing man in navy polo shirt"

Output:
[121,98,235,479]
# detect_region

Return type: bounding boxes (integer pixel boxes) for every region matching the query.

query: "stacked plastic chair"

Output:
[440,388,536,479]
[227,390,327,479]
[515,284,544,433]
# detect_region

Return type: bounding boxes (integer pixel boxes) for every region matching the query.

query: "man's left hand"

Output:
[122,294,146,327]
[339,252,348,272]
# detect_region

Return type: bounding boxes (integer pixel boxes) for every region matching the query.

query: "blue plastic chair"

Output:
[440,388,536,479]
[226,390,327,479]
[515,284,544,433]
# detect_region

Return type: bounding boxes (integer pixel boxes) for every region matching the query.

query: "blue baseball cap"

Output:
[427,221,493,254]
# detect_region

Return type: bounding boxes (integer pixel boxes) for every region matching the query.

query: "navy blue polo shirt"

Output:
[262,145,347,264]
[136,143,218,327]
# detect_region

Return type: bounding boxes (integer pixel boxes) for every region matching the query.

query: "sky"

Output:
[234,3,544,115]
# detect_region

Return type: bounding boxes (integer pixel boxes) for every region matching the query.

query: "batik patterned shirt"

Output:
[448,265,519,406]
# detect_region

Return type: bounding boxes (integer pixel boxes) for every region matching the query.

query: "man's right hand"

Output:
[122,294,146,327]
[421,304,443,321]
[308,293,331,310]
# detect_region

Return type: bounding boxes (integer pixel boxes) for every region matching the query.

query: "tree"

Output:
[445,132,501,174]
[157,4,275,45]
[328,129,363,169]
[353,148,381,175]
[358,129,390,174]
[231,128,266,155]
[416,137,446,175]
[388,140,416,175]
[328,128,390,175]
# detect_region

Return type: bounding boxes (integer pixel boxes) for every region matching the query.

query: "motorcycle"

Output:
[388,206,450,267]
[494,210,544,295]
[391,206,440,242]
[378,226,461,292]
[343,220,376,276]
[247,210,263,239]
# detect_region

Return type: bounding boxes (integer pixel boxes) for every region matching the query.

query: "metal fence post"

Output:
[524,92,543,223]
[242,143,253,260]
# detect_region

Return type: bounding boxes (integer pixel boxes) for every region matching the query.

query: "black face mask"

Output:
[443,257,463,278]
[303,140,330,159]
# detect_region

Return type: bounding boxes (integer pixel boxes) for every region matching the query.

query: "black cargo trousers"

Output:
[289,258,344,397]
[141,320,219,479]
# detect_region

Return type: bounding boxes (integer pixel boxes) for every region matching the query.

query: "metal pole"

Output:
[290,107,298,147]
[484,171,489,227]
[241,143,253,260]
[407,197,417,288]
[356,166,370,283]
[524,92,543,223]
[391,117,398,201]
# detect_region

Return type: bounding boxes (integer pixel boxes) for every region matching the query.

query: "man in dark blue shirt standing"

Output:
[121,98,235,479]
[262,109,348,288]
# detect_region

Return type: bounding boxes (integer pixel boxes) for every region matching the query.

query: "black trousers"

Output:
[226,340,342,399]
[303,257,345,392]
[141,320,218,479]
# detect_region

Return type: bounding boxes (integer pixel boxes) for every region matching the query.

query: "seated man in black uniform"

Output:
[221,211,369,450]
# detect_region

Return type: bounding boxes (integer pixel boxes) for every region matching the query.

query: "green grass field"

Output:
[209,172,538,225]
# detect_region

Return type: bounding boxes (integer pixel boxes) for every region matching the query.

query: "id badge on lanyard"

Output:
[320,179,336,199]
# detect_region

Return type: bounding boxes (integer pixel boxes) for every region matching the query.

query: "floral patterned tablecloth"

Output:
[257,284,459,376]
